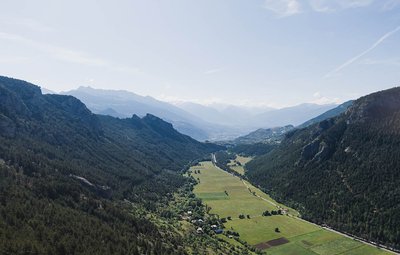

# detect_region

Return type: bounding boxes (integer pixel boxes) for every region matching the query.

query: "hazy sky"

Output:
[1,0,400,108]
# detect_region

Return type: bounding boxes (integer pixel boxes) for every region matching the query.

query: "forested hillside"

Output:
[0,76,221,254]
[233,125,294,145]
[246,87,400,250]
[229,143,277,156]
[297,100,354,128]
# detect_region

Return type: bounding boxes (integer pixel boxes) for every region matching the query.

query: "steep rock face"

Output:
[299,119,338,162]
[43,94,102,136]
[142,114,185,141]
[0,77,37,118]
[246,87,400,249]
[0,76,102,142]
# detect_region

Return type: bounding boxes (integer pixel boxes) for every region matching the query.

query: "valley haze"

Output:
[59,86,339,141]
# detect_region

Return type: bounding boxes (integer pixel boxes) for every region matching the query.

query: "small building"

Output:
[196,227,204,234]
[197,219,204,223]
[210,224,218,229]
[187,211,192,215]
[214,229,223,234]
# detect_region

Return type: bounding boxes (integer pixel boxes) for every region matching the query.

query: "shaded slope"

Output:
[246,87,400,250]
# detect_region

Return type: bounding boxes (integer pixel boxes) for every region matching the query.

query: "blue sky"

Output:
[0,0,399,108]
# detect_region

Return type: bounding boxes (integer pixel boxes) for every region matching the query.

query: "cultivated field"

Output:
[191,161,391,255]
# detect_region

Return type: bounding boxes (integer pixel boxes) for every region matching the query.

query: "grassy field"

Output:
[227,155,252,175]
[191,161,392,255]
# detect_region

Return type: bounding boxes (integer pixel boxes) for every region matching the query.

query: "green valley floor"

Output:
[190,161,392,255]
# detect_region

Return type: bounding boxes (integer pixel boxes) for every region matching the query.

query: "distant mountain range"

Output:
[63,86,211,141]
[246,87,400,250]
[60,86,340,141]
[249,103,337,128]
[174,101,274,127]
[176,101,337,129]
[225,103,352,145]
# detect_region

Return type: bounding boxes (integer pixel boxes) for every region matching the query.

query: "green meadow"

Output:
[191,161,392,255]
[228,155,252,175]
